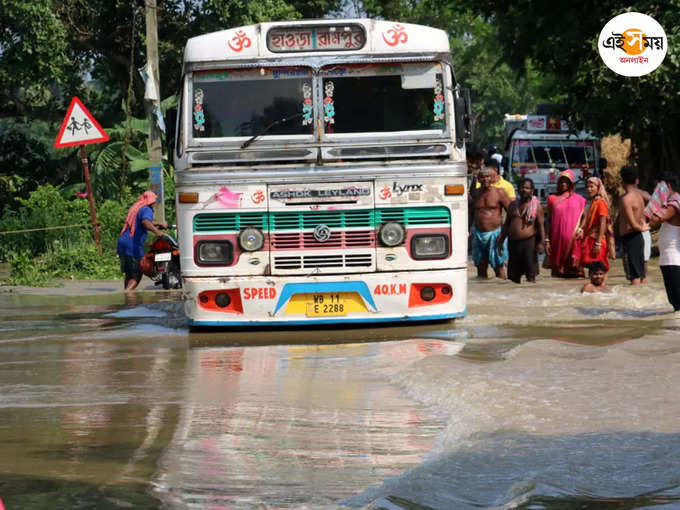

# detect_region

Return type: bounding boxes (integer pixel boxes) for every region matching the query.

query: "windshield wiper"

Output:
[240,112,303,149]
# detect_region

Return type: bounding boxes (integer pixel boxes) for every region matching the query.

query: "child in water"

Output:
[581,261,608,293]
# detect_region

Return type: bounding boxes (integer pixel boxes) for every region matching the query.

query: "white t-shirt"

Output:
[658,222,680,266]
[491,153,503,175]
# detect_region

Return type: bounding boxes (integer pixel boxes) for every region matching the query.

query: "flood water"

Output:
[1,261,679,509]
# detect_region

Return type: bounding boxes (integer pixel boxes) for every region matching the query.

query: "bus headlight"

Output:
[379,222,405,247]
[411,234,449,259]
[196,240,234,265]
[239,228,265,252]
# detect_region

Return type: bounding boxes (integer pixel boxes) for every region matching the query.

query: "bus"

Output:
[503,113,606,202]
[168,19,470,327]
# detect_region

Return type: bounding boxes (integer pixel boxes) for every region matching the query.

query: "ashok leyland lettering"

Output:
[166,19,470,326]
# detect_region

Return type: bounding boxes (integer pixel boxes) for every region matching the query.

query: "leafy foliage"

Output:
[0,0,84,116]
[357,1,562,146]
[0,184,128,285]
[0,120,60,207]
[462,0,680,184]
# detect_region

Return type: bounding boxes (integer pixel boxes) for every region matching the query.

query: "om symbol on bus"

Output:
[379,186,392,200]
[252,190,265,204]
[382,24,408,47]
[228,30,252,52]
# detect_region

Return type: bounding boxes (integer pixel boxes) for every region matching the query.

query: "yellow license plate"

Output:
[285,292,367,317]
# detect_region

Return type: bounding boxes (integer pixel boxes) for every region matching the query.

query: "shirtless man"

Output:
[618,165,649,285]
[498,178,545,283]
[581,261,608,293]
[472,166,511,279]
[467,146,486,249]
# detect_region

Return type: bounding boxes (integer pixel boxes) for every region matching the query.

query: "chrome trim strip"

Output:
[176,162,467,185]
[184,54,450,74]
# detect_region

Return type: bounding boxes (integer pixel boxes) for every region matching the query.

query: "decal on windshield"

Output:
[193,88,205,132]
[433,77,444,121]
[324,81,335,126]
[302,83,313,126]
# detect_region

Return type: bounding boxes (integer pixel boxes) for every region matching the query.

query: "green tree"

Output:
[1,0,347,205]
[355,1,561,146]
[464,1,680,185]
[0,0,85,117]
[2,0,346,121]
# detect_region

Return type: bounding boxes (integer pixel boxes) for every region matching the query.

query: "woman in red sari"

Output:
[576,177,613,272]
[546,170,586,277]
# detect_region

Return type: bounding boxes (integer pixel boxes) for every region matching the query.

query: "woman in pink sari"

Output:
[545,170,586,277]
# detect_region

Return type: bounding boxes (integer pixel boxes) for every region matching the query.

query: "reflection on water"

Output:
[0,260,679,509]
[0,291,186,509]
[154,340,460,509]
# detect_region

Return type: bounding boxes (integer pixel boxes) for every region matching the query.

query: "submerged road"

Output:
[1,262,679,509]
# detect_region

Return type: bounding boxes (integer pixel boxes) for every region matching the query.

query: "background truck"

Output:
[503,112,606,202]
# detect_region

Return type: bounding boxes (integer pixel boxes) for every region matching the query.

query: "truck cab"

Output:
[503,114,606,202]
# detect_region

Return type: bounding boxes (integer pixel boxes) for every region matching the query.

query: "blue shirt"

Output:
[117,205,154,259]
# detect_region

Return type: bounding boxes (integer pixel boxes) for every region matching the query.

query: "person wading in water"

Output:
[617,165,649,285]
[575,177,614,274]
[472,165,511,279]
[117,191,167,291]
[498,178,545,283]
[545,170,586,277]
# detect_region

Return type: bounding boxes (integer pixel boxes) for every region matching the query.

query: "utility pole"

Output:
[145,0,165,224]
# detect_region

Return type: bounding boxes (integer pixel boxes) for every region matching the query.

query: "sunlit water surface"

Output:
[0,262,679,510]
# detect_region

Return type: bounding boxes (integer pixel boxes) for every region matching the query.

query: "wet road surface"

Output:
[1,262,679,509]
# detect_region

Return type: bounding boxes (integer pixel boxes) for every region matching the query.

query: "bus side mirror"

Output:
[599,157,607,169]
[165,107,177,163]
[454,93,471,148]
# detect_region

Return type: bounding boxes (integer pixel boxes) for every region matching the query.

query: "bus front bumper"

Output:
[183,268,467,326]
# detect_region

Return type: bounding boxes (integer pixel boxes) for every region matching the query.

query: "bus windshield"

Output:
[192,67,314,138]
[190,62,446,140]
[511,139,596,168]
[321,62,444,134]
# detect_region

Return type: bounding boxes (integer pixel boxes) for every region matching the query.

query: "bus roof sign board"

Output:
[54,96,110,148]
[267,25,365,52]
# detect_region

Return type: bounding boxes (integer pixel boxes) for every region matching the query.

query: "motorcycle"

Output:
[141,230,182,290]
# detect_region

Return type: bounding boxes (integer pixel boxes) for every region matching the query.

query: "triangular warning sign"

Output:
[54,97,110,148]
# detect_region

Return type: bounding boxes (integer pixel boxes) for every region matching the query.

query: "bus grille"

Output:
[194,212,267,231]
[273,253,374,271]
[192,207,449,274]
[270,230,374,250]
[270,210,373,229]
[375,207,451,225]
[193,207,450,232]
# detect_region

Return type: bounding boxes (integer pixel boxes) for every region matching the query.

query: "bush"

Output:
[7,240,121,286]
[1,183,178,286]
[0,184,132,285]
[5,251,55,286]
[0,184,91,260]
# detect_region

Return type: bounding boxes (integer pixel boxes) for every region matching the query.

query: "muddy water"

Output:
[0,262,679,509]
